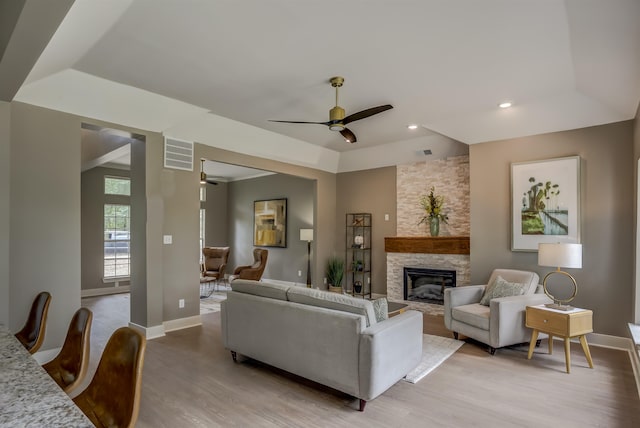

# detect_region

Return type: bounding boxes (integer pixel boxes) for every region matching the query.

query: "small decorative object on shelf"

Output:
[418,186,448,237]
[353,281,363,294]
[346,213,372,298]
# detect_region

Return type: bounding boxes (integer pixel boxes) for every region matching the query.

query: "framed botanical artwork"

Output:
[511,156,580,251]
[254,198,287,247]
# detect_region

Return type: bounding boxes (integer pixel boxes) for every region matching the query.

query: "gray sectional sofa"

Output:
[220,280,423,410]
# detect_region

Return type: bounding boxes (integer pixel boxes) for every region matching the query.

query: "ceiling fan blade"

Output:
[269,119,331,125]
[340,128,357,143]
[342,104,393,125]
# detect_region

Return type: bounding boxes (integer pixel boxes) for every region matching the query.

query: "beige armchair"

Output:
[201,247,230,282]
[232,248,268,281]
[444,269,551,354]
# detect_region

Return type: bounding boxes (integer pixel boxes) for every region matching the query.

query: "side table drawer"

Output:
[526,307,566,336]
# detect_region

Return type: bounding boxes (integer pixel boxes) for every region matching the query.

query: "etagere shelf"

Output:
[346,213,372,299]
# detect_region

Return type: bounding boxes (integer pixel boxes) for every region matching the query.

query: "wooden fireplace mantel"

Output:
[384,236,470,255]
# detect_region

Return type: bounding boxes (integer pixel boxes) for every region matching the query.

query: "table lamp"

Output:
[538,242,582,311]
[300,228,313,287]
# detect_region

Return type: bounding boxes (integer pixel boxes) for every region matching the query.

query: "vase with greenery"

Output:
[418,186,449,237]
[326,256,344,293]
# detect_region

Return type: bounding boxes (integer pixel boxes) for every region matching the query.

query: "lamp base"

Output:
[544,302,574,311]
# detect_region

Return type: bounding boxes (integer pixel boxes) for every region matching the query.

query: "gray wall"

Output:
[228,174,314,284]
[634,103,640,323]
[0,101,9,325]
[81,166,131,291]
[9,102,83,348]
[204,181,229,247]
[336,167,397,295]
[470,121,634,336]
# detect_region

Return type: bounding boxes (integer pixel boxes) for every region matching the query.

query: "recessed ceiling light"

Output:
[499,102,512,109]
[407,124,418,130]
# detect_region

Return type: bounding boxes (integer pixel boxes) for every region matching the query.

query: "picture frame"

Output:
[511,156,580,251]
[254,198,287,247]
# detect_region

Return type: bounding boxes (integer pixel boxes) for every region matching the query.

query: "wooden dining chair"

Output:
[73,326,146,428]
[43,307,93,394]
[15,291,52,354]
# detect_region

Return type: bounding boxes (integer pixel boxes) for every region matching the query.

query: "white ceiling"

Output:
[9,0,640,172]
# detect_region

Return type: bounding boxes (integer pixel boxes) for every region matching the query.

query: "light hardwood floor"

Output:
[82,294,640,427]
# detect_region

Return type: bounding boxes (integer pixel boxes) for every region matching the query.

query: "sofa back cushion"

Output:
[231,279,289,301]
[286,287,377,327]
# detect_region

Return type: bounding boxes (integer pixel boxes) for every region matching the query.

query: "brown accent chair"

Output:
[201,246,230,282]
[15,291,52,354]
[73,327,146,428]
[43,307,93,394]
[232,248,268,281]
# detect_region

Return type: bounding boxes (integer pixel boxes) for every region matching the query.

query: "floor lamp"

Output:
[300,229,313,287]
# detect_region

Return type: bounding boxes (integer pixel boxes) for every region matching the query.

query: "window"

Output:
[104,204,130,279]
[105,176,130,196]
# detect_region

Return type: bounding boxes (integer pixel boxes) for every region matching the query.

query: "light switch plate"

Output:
[163,235,172,244]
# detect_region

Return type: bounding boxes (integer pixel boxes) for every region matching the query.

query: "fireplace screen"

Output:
[403,267,456,305]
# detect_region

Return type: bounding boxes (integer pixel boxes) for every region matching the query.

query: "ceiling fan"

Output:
[269,76,393,143]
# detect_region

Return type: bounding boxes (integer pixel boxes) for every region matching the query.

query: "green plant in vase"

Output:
[325,256,344,293]
[418,186,449,237]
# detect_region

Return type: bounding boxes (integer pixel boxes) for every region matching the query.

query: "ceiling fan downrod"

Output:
[329,76,345,129]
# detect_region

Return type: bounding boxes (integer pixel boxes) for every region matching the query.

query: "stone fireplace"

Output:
[385,237,470,315]
[403,266,456,305]
[387,155,471,315]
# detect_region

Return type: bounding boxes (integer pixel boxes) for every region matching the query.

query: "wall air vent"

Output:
[164,137,194,171]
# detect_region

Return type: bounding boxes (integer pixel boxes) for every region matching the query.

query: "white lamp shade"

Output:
[300,228,313,241]
[538,243,582,269]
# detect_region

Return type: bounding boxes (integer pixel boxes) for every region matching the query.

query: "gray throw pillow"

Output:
[372,297,389,322]
[479,275,527,306]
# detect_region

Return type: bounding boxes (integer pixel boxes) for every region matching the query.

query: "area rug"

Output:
[199,289,229,315]
[403,334,463,384]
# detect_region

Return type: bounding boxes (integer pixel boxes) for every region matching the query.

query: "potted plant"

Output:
[326,256,344,293]
[418,186,449,236]
[352,260,364,272]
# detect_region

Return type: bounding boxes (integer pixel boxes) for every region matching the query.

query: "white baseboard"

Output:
[82,286,131,298]
[125,316,204,340]
[128,321,165,340]
[163,315,202,333]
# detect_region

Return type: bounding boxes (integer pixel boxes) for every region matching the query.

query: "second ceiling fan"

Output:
[269,76,393,143]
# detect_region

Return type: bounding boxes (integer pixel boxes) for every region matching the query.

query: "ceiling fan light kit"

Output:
[269,76,393,144]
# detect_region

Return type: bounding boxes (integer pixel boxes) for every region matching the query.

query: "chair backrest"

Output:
[43,307,93,393]
[203,246,230,272]
[234,248,268,281]
[487,269,540,295]
[15,291,52,354]
[73,326,146,428]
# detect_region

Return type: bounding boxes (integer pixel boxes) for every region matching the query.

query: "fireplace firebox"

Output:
[403,267,456,305]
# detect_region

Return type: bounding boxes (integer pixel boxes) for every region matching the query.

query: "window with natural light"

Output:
[103,176,131,279]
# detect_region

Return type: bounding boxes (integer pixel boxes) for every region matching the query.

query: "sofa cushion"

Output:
[231,279,289,301]
[452,303,490,330]
[479,275,528,306]
[286,287,376,327]
[372,297,389,322]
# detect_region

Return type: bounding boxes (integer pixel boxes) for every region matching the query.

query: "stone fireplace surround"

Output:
[385,237,470,315]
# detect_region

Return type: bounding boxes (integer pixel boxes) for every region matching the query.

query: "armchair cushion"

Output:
[452,303,490,330]
[479,275,528,306]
